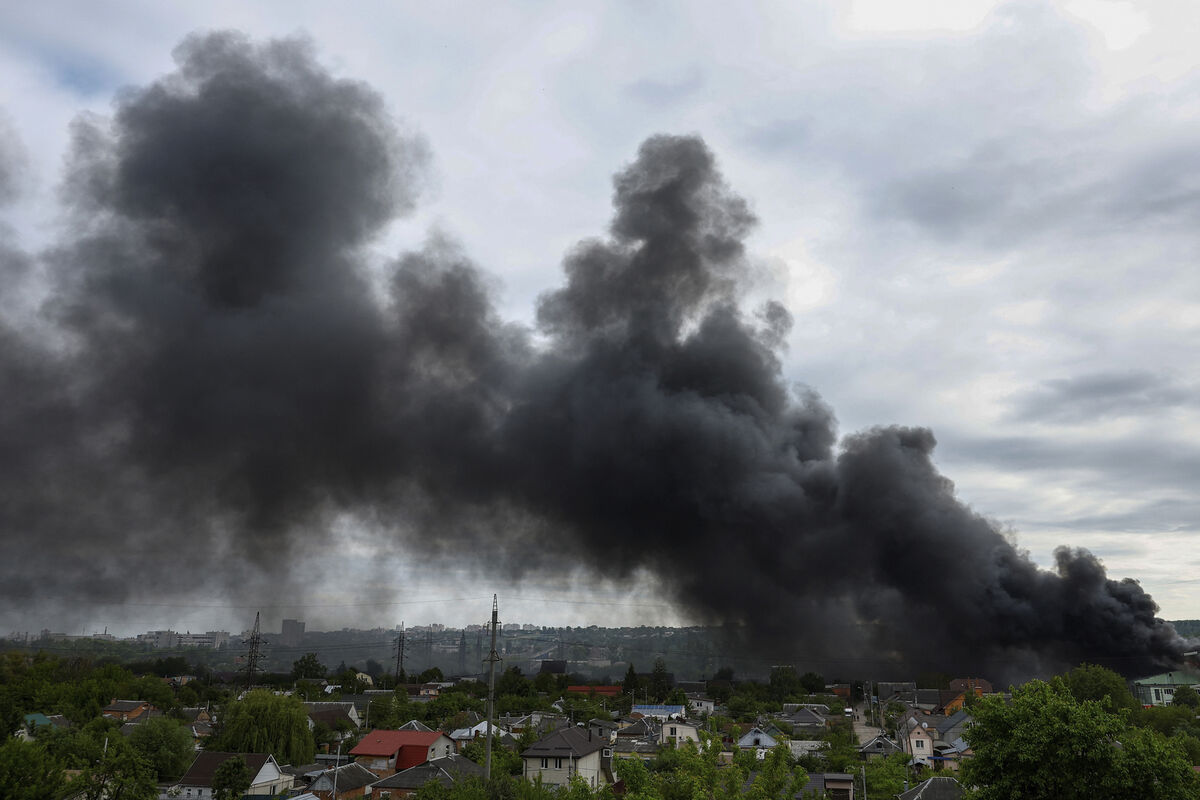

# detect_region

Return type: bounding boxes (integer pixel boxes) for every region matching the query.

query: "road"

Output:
[851,701,886,744]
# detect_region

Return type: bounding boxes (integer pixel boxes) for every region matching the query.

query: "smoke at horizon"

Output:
[0,31,1186,679]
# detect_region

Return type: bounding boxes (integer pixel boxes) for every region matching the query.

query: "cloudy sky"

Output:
[1,0,1198,638]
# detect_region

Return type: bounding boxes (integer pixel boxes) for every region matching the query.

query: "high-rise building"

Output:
[280,618,305,648]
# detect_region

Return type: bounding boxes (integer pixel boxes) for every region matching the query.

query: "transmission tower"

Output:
[241,611,264,690]
[483,595,502,780]
[394,622,406,684]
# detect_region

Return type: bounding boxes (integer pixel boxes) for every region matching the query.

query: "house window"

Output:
[555,758,563,769]
[541,758,548,769]
[670,727,677,737]
[603,749,612,758]
[916,740,924,749]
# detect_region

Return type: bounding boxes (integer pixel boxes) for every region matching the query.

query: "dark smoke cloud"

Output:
[0,31,1185,678]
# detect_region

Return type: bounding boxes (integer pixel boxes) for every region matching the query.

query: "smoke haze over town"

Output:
[2,3,1200,680]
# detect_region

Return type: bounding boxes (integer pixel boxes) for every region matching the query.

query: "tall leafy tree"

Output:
[0,738,64,800]
[212,756,251,800]
[964,678,1200,800]
[291,653,326,681]
[649,659,670,703]
[1172,685,1200,708]
[206,690,314,765]
[623,663,640,698]
[128,716,195,781]
[1063,663,1138,711]
[68,735,158,800]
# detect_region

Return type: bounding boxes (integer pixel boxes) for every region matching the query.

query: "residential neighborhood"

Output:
[4,623,1200,799]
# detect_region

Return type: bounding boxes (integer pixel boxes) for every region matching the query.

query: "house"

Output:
[304,701,362,728]
[1132,670,1200,707]
[370,753,486,797]
[498,712,567,736]
[788,740,831,760]
[736,727,778,751]
[168,752,291,799]
[900,717,935,766]
[798,772,855,800]
[521,726,613,788]
[398,719,435,732]
[616,717,658,738]
[587,718,619,743]
[350,730,455,777]
[931,711,971,748]
[18,713,70,740]
[448,721,504,751]
[687,695,716,715]
[875,682,916,702]
[306,762,379,800]
[947,678,992,695]
[659,720,700,747]
[784,708,829,735]
[612,737,660,761]
[306,705,360,745]
[858,735,903,762]
[895,775,964,799]
[631,704,686,720]
[102,700,155,722]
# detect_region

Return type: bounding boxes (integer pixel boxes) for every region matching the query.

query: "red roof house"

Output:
[349,730,455,777]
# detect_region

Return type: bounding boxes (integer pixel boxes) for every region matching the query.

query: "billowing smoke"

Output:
[0,32,1185,678]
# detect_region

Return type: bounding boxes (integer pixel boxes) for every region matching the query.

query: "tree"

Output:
[128,716,195,781]
[496,667,529,697]
[862,753,910,800]
[746,744,806,800]
[212,756,251,800]
[963,678,1200,800]
[69,736,158,800]
[1063,663,1138,712]
[0,738,64,800]
[650,658,670,703]
[206,690,315,765]
[623,663,640,697]
[462,739,522,776]
[798,671,825,695]
[1172,685,1200,708]
[418,667,445,683]
[291,653,326,681]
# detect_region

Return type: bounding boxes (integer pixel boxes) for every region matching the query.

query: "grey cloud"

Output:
[1008,370,1194,424]
[624,68,705,106]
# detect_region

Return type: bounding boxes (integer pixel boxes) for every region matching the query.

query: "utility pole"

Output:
[331,741,341,799]
[484,594,502,780]
[394,622,406,685]
[242,612,263,691]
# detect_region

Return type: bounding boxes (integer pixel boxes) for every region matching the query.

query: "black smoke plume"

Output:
[0,31,1185,678]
